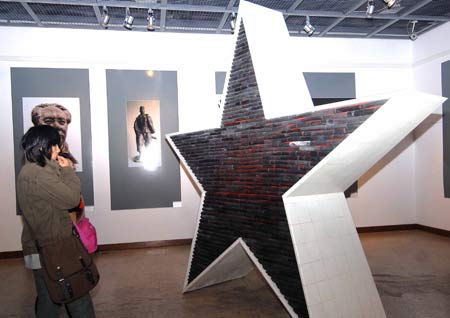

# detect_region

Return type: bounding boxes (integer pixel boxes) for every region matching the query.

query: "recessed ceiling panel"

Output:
[193,0,233,6]
[165,10,223,30]
[28,3,97,25]
[166,0,190,4]
[378,19,435,35]
[246,0,297,11]
[0,1,34,22]
[413,0,450,16]
[167,0,232,6]
[328,17,387,35]
[297,0,357,12]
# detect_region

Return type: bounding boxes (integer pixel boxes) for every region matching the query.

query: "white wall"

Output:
[0,24,423,253]
[0,26,233,253]
[412,22,450,231]
[290,36,417,227]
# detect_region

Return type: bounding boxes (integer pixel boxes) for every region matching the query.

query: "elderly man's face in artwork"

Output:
[32,104,71,144]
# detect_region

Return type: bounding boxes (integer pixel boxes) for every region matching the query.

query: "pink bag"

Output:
[73,217,98,254]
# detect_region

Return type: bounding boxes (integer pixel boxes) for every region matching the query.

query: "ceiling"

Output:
[0,0,449,40]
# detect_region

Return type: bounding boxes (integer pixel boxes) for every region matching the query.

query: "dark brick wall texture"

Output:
[171,22,386,317]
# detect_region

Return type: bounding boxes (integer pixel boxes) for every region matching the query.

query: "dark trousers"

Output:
[136,132,150,155]
[33,269,95,318]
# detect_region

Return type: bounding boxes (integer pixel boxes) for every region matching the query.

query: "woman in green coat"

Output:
[17,125,95,318]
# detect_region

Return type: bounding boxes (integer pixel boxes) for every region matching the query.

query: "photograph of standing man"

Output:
[133,105,156,162]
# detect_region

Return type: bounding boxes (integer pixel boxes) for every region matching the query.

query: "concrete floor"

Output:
[362,230,450,318]
[0,230,449,317]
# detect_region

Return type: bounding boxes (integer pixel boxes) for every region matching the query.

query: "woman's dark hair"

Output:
[21,125,61,167]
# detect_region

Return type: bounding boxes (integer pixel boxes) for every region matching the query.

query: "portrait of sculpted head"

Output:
[31,103,72,154]
[22,97,83,171]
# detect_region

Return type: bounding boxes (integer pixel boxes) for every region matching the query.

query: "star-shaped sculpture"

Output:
[169,20,385,318]
[167,2,445,318]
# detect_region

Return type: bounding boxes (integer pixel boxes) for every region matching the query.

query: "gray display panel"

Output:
[11,68,94,209]
[303,72,356,98]
[442,60,450,198]
[215,72,226,94]
[106,70,181,210]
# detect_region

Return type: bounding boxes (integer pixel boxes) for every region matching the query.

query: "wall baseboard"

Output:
[415,224,450,237]
[356,224,417,233]
[357,223,450,237]
[0,251,23,259]
[97,239,192,252]
[2,225,449,260]
[0,239,192,260]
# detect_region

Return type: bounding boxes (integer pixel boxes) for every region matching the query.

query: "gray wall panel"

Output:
[442,60,450,198]
[11,68,94,208]
[106,70,181,210]
[304,72,356,98]
[215,72,226,94]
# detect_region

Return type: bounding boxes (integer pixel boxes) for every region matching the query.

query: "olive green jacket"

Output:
[17,159,81,259]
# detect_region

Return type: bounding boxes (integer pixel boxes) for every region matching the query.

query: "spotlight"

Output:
[123,7,134,30]
[408,20,418,41]
[303,16,315,36]
[366,0,375,18]
[230,12,236,33]
[147,9,155,31]
[383,0,396,9]
[101,6,110,29]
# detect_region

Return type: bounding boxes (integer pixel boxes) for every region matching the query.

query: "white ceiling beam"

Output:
[92,5,102,27]
[284,0,305,20]
[217,0,237,33]
[20,2,42,26]
[160,0,167,31]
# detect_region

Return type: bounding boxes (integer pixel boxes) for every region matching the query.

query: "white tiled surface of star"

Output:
[285,193,386,318]
[237,1,314,119]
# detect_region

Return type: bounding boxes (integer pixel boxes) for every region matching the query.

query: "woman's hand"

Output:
[57,155,74,168]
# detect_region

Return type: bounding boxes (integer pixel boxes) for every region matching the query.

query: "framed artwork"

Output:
[126,100,161,169]
[106,70,181,210]
[11,68,94,208]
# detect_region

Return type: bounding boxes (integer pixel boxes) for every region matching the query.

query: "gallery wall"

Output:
[0,26,233,253]
[0,22,443,253]
[288,36,418,228]
[412,22,450,231]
